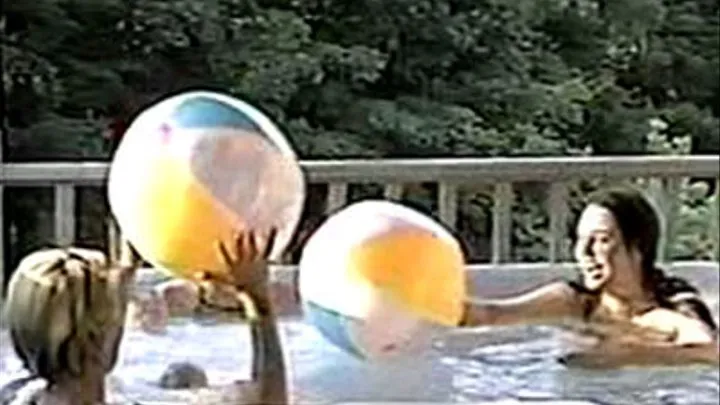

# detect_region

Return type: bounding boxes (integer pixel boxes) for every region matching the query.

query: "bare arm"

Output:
[203,230,288,405]
[563,307,719,369]
[562,340,719,369]
[187,288,288,405]
[238,290,287,405]
[461,281,583,327]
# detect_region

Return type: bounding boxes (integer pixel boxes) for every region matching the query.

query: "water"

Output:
[2,319,717,405]
[2,263,718,404]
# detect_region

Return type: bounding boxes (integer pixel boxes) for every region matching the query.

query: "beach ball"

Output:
[108,91,305,280]
[299,200,466,360]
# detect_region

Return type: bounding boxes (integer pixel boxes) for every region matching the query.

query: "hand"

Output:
[217,228,277,294]
[558,337,640,369]
[559,340,694,369]
[560,347,618,369]
[196,229,278,317]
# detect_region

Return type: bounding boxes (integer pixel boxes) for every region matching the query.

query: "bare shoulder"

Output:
[635,307,717,345]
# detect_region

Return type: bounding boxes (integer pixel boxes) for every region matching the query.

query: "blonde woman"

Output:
[0,247,138,405]
[0,228,287,405]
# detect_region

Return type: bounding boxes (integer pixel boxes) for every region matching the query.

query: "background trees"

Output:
[3,0,718,269]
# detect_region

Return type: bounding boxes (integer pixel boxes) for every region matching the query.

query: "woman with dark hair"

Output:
[461,186,718,368]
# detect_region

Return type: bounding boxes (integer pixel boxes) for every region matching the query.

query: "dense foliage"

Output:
[3,0,718,268]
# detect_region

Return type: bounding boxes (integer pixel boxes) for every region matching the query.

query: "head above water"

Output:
[4,248,135,383]
[573,186,661,294]
[572,186,717,330]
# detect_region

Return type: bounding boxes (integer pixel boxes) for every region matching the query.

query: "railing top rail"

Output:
[1,155,718,185]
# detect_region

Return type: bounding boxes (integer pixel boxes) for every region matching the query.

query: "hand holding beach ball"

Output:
[299,200,467,361]
[107,91,305,281]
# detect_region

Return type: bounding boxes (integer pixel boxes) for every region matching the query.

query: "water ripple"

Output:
[1,321,718,405]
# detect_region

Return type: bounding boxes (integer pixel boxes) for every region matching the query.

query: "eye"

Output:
[597,235,611,244]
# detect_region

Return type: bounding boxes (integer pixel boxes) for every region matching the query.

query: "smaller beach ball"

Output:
[108,91,305,280]
[299,200,466,361]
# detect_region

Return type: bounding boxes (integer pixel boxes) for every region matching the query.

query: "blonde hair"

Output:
[4,248,134,381]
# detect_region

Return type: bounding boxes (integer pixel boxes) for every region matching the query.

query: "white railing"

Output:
[1,155,719,296]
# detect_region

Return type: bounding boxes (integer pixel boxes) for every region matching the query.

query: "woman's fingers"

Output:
[230,228,277,263]
[244,230,258,261]
[213,229,277,281]
[217,241,234,271]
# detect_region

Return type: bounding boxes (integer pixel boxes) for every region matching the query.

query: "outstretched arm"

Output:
[203,230,288,405]
[562,340,720,369]
[461,281,582,327]
[191,284,288,405]
[236,289,287,405]
[562,305,719,369]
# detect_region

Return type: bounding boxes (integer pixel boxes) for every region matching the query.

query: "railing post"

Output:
[0,128,3,312]
[54,184,76,246]
[645,178,664,262]
[548,182,569,263]
[107,217,120,264]
[492,182,513,265]
[438,183,458,229]
[0,184,4,303]
[326,183,348,214]
[383,184,404,201]
[647,177,682,264]
[714,179,720,261]
[662,178,682,262]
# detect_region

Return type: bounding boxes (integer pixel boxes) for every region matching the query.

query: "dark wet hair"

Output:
[584,186,717,330]
[586,186,661,279]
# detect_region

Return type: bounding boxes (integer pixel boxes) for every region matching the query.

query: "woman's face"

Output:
[573,204,640,291]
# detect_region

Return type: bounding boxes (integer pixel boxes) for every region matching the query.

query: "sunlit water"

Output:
[2,264,718,405]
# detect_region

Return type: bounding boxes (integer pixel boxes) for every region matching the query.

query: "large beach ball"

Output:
[108,91,305,280]
[299,200,466,360]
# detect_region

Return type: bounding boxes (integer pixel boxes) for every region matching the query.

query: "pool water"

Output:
[1,263,718,405]
[2,319,718,405]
